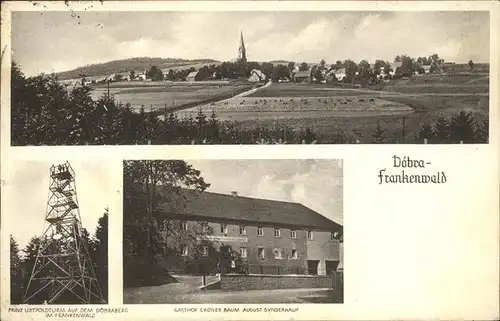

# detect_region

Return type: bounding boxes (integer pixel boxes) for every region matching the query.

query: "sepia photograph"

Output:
[123,159,344,304]
[8,161,109,305]
[9,10,489,145]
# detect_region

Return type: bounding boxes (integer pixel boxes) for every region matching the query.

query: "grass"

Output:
[90,73,488,143]
[90,82,253,111]
[215,77,488,143]
[177,96,413,122]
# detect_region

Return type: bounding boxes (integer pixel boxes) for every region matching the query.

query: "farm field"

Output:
[90,81,253,111]
[178,73,489,143]
[178,96,413,121]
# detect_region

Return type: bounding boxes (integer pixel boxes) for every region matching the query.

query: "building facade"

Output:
[292,70,312,83]
[248,69,266,82]
[185,71,201,82]
[154,189,343,276]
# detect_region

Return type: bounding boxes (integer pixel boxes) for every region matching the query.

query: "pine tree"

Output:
[136,106,148,144]
[21,237,43,290]
[433,116,450,143]
[372,121,385,143]
[10,236,23,304]
[208,110,219,142]
[92,209,109,301]
[302,128,316,144]
[475,118,489,143]
[449,110,476,143]
[195,109,208,141]
[418,121,435,142]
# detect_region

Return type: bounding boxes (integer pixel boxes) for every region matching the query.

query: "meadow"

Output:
[89,72,489,143]
[90,81,254,111]
[179,73,489,143]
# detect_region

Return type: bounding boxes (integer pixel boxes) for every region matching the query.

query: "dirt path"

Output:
[227,80,272,99]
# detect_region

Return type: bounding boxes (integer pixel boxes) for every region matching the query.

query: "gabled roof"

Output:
[293,70,311,78]
[186,71,199,79]
[422,65,432,70]
[334,68,346,74]
[239,31,245,50]
[156,188,342,232]
[249,69,266,80]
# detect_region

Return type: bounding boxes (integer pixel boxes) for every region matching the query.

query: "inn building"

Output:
[154,189,343,276]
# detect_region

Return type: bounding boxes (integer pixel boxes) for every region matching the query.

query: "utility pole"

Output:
[402,116,406,142]
[107,79,110,100]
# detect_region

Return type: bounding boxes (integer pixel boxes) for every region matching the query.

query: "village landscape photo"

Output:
[7,161,109,305]
[123,159,344,304]
[9,10,490,145]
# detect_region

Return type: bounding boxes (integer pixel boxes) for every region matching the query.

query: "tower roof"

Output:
[239,31,245,50]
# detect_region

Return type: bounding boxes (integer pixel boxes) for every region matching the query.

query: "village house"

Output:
[186,71,201,82]
[153,189,343,276]
[117,72,131,81]
[389,61,403,76]
[94,76,107,84]
[248,69,267,82]
[106,74,116,82]
[292,69,312,83]
[334,68,347,81]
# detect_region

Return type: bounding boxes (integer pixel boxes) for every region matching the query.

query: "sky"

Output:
[185,159,343,225]
[4,161,110,250]
[11,11,490,76]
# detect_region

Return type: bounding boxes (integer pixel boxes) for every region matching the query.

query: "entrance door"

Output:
[307,260,319,275]
[219,245,232,274]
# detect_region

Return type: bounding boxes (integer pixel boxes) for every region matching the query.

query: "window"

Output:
[274,248,283,259]
[274,228,281,237]
[290,229,297,238]
[181,245,188,256]
[240,247,247,258]
[202,223,209,233]
[180,221,187,231]
[239,226,246,235]
[291,249,298,259]
[257,227,264,236]
[220,224,228,234]
[307,230,313,240]
[202,246,209,256]
[257,247,265,258]
[331,232,339,240]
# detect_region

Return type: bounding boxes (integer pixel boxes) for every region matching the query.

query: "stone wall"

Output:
[220,274,333,291]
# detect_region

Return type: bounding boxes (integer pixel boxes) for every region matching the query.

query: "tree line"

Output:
[139,53,455,85]
[10,210,108,304]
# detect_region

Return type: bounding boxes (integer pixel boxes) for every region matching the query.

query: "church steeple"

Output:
[238,31,247,63]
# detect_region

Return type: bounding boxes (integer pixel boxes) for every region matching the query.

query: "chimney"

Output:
[231,191,238,197]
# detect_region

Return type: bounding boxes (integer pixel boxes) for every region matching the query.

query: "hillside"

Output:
[56,57,220,80]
